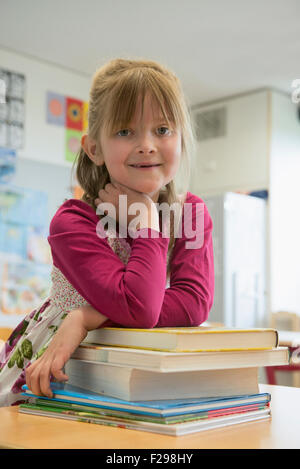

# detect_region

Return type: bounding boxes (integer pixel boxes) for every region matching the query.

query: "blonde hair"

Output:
[72,58,196,276]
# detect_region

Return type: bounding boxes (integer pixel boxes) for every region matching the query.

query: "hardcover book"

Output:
[83,326,278,352]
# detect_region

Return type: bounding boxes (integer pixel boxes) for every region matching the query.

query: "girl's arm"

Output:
[156,198,214,327]
[25,305,107,398]
[48,201,169,329]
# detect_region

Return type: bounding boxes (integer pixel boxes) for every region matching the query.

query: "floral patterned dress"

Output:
[0,234,133,407]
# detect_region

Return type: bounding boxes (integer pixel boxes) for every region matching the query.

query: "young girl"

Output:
[0,58,214,406]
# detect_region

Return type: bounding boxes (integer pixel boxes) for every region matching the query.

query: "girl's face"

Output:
[98,93,182,203]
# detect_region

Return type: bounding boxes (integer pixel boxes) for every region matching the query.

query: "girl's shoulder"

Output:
[182,191,208,208]
[56,197,95,213]
[49,198,98,235]
[184,190,203,203]
[181,191,213,228]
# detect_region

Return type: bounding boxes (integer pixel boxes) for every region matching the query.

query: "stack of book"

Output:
[20,326,289,436]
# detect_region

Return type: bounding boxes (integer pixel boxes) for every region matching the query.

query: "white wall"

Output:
[0,46,90,166]
[189,90,270,198]
[270,92,300,313]
[188,88,300,318]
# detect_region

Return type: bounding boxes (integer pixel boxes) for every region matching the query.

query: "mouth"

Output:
[129,164,162,169]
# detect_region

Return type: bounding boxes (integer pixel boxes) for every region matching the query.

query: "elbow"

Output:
[131,309,160,329]
[118,301,160,329]
[189,294,214,327]
[134,318,158,329]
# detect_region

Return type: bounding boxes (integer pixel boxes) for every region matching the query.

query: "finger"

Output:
[25,362,33,392]
[95,199,109,216]
[98,188,110,200]
[105,183,115,192]
[25,362,43,396]
[106,183,122,196]
[112,181,128,192]
[51,357,69,383]
[39,366,53,398]
[28,366,43,397]
[52,368,69,382]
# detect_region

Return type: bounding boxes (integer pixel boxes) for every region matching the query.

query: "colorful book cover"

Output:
[21,383,271,418]
[21,398,269,425]
[19,404,271,436]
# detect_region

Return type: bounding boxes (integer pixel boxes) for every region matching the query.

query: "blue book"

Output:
[21,383,271,418]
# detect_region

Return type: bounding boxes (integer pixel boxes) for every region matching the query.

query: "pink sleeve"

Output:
[47,200,169,328]
[156,196,214,327]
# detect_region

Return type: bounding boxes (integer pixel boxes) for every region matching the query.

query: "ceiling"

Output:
[0,0,299,106]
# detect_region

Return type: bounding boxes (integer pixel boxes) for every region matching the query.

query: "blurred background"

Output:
[0,0,299,383]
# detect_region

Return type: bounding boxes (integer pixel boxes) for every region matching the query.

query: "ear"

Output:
[81,134,104,166]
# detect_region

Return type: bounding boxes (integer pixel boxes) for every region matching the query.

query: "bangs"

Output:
[102,68,184,135]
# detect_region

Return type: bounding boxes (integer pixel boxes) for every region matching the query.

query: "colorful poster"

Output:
[46,91,87,163]
[83,101,89,131]
[46,91,65,126]
[26,226,52,264]
[0,185,51,321]
[66,96,83,131]
[0,222,27,258]
[0,185,48,227]
[0,255,51,316]
[65,128,81,163]
[0,148,16,183]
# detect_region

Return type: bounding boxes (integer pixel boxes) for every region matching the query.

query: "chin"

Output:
[136,186,161,197]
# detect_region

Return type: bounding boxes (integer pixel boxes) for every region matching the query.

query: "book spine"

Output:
[65,360,132,401]
[71,347,109,363]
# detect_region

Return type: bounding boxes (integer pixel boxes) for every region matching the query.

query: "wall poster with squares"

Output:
[0,68,26,150]
[46,91,88,164]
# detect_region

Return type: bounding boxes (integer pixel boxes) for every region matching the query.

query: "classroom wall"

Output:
[188,88,300,318]
[189,89,270,198]
[0,46,90,167]
[269,92,300,314]
[0,46,93,224]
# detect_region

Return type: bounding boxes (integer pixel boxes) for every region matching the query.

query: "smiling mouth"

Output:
[129,164,162,168]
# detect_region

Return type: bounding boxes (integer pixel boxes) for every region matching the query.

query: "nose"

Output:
[138,147,155,154]
[136,132,156,154]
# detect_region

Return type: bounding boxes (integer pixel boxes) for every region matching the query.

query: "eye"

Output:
[117,129,131,137]
[157,126,171,136]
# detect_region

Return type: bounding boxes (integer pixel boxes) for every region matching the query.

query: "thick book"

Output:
[19,402,271,436]
[64,359,260,401]
[22,383,271,418]
[83,326,278,352]
[71,344,289,372]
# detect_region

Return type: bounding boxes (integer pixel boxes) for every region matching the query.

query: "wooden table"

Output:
[0,384,299,449]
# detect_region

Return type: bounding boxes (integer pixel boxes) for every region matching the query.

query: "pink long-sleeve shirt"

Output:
[47,191,214,329]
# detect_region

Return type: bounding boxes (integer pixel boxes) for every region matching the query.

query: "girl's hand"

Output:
[25,306,107,398]
[95,182,159,231]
